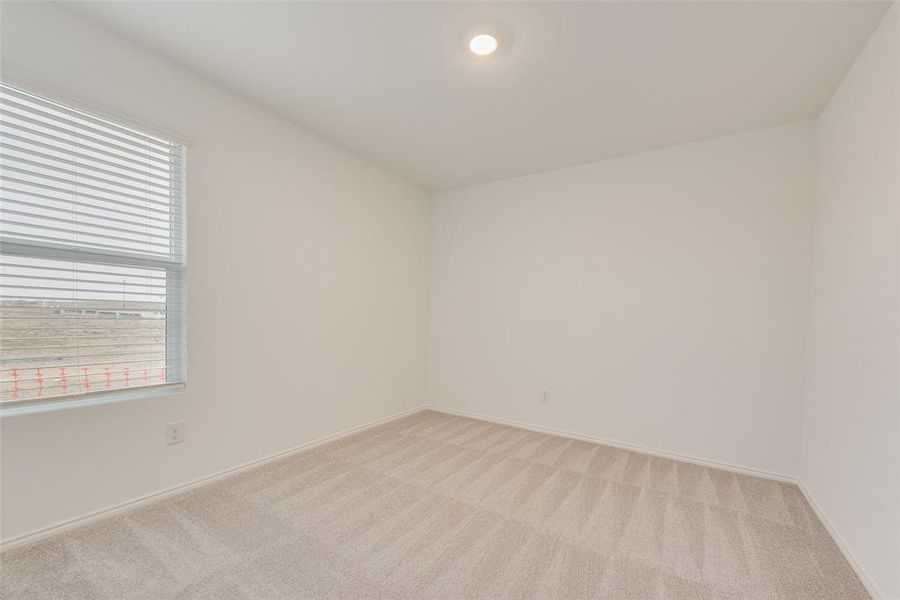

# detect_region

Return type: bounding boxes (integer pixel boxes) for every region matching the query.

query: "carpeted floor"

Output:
[1,409,868,599]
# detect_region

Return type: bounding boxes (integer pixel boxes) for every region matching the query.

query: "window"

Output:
[0,82,186,410]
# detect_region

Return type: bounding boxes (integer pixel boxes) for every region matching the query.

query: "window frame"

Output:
[0,80,188,414]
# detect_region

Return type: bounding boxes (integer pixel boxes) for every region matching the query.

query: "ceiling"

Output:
[67,1,891,191]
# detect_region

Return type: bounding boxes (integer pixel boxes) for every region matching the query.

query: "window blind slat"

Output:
[2,285,168,296]
[0,262,169,280]
[2,190,181,226]
[1,88,173,151]
[1,204,177,235]
[0,97,175,157]
[2,149,180,194]
[2,214,180,245]
[2,175,178,216]
[2,217,183,249]
[1,136,179,185]
[1,163,176,206]
[5,340,164,350]
[1,233,179,259]
[0,121,183,177]
[3,273,169,289]
[0,110,176,167]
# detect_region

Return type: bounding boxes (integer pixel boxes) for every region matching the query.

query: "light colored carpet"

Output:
[1,409,868,599]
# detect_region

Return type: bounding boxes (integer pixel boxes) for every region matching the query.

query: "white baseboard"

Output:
[797,482,883,599]
[0,405,426,553]
[424,404,796,482]
[425,404,883,599]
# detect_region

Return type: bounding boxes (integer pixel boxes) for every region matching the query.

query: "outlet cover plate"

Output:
[166,421,185,446]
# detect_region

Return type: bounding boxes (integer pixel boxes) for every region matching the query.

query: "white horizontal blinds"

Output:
[0,82,186,405]
[0,85,184,258]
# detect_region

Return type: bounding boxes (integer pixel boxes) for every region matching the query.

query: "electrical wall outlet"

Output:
[541,389,550,403]
[166,421,185,446]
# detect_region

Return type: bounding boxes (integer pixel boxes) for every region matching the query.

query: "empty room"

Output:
[0,1,898,598]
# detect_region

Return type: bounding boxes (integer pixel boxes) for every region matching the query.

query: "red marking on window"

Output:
[11,369,20,400]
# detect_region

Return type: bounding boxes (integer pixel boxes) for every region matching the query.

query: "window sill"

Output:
[0,383,186,417]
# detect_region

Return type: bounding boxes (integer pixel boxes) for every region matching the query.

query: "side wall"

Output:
[0,2,431,542]
[801,5,900,597]
[427,121,816,477]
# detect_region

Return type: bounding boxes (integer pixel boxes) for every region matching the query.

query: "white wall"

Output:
[801,5,900,597]
[0,2,430,542]
[428,121,816,477]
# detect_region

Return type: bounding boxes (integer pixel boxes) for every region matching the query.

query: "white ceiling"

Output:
[67,1,890,191]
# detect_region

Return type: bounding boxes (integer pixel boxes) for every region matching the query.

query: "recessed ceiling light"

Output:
[469,33,499,56]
